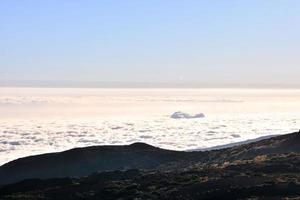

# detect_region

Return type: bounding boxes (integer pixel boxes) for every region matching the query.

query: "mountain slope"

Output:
[0,131,300,199]
[0,143,200,185]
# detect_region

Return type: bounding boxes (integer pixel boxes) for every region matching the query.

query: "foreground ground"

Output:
[1,132,300,199]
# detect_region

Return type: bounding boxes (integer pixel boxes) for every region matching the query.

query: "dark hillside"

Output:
[1,132,300,199]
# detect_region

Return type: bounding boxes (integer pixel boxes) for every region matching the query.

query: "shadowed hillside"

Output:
[0,143,203,185]
[0,131,300,199]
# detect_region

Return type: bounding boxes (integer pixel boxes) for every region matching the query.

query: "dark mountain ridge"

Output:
[1,131,300,199]
[0,143,201,185]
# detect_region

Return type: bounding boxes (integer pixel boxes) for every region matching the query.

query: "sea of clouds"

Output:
[0,88,299,165]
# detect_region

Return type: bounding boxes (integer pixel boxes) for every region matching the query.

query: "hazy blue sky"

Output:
[1,0,300,87]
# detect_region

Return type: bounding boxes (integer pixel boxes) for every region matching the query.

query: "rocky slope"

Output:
[0,143,202,185]
[0,131,300,199]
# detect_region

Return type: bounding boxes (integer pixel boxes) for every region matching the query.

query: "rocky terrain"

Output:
[0,131,300,199]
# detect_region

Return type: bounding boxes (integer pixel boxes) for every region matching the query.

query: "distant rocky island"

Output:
[1,131,300,199]
[171,111,205,119]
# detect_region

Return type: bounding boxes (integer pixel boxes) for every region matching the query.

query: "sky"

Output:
[0,0,300,87]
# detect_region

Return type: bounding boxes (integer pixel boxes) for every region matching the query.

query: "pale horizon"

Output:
[1,80,300,89]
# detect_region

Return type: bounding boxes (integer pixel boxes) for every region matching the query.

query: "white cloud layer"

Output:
[0,88,299,165]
